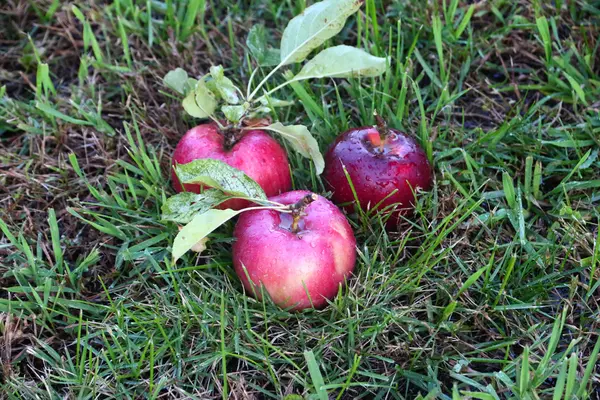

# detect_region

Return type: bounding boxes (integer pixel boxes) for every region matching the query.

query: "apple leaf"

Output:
[163,68,198,96]
[294,45,388,80]
[172,208,240,261]
[182,79,218,118]
[206,65,240,104]
[247,25,266,58]
[254,96,295,115]
[161,190,230,224]
[280,0,363,65]
[263,49,282,66]
[246,25,281,67]
[184,78,199,94]
[261,122,324,174]
[259,97,295,107]
[190,237,209,253]
[163,68,189,95]
[175,158,267,200]
[222,103,248,123]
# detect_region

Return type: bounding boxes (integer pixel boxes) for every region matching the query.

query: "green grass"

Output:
[1,0,599,398]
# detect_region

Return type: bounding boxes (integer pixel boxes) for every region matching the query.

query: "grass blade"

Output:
[304,350,328,400]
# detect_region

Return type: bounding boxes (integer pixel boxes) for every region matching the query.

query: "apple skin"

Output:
[232,190,356,310]
[172,123,292,210]
[323,126,433,226]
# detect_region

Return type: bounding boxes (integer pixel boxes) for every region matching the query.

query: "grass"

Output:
[1,0,599,398]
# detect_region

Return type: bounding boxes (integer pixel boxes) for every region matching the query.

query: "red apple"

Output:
[172,123,292,210]
[323,124,432,226]
[232,190,356,310]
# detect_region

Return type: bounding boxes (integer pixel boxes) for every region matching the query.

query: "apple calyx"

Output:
[288,193,318,233]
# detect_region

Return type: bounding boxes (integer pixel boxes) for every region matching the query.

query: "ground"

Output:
[1,0,599,398]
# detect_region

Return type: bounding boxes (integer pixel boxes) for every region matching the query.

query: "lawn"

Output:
[1,0,599,398]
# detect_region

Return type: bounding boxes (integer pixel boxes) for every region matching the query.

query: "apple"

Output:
[323,119,432,227]
[232,190,356,310]
[172,123,292,210]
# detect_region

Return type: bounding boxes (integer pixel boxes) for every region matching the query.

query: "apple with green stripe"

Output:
[172,123,292,210]
[232,190,356,310]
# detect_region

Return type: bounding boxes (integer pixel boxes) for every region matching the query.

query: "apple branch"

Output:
[247,62,285,101]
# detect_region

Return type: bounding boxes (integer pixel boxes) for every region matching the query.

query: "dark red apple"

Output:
[232,190,356,310]
[323,123,432,226]
[172,123,292,210]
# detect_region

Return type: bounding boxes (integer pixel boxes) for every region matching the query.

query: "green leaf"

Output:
[172,209,239,261]
[441,301,457,321]
[519,346,530,395]
[502,171,516,208]
[247,25,267,59]
[533,161,542,199]
[180,0,204,41]
[261,122,324,174]
[263,49,281,66]
[293,45,387,80]
[246,25,280,66]
[280,0,363,65]
[460,392,496,400]
[36,102,93,125]
[36,63,56,97]
[455,4,475,38]
[564,352,578,399]
[71,5,85,22]
[457,265,487,297]
[164,68,189,95]
[535,16,552,63]
[207,65,240,104]
[174,158,267,200]
[541,139,596,148]
[182,79,218,118]
[577,335,600,397]
[222,104,248,123]
[257,96,295,114]
[452,385,460,400]
[563,71,588,105]
[185,78,199,94]
[580,148,598,169]
[304,350,328,400]
[161,190,230,224]
[552,357,568,400]
[259,97,295,108]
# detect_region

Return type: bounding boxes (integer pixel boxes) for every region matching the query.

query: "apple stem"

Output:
[373,111,390,152]
[289,193,318,233]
